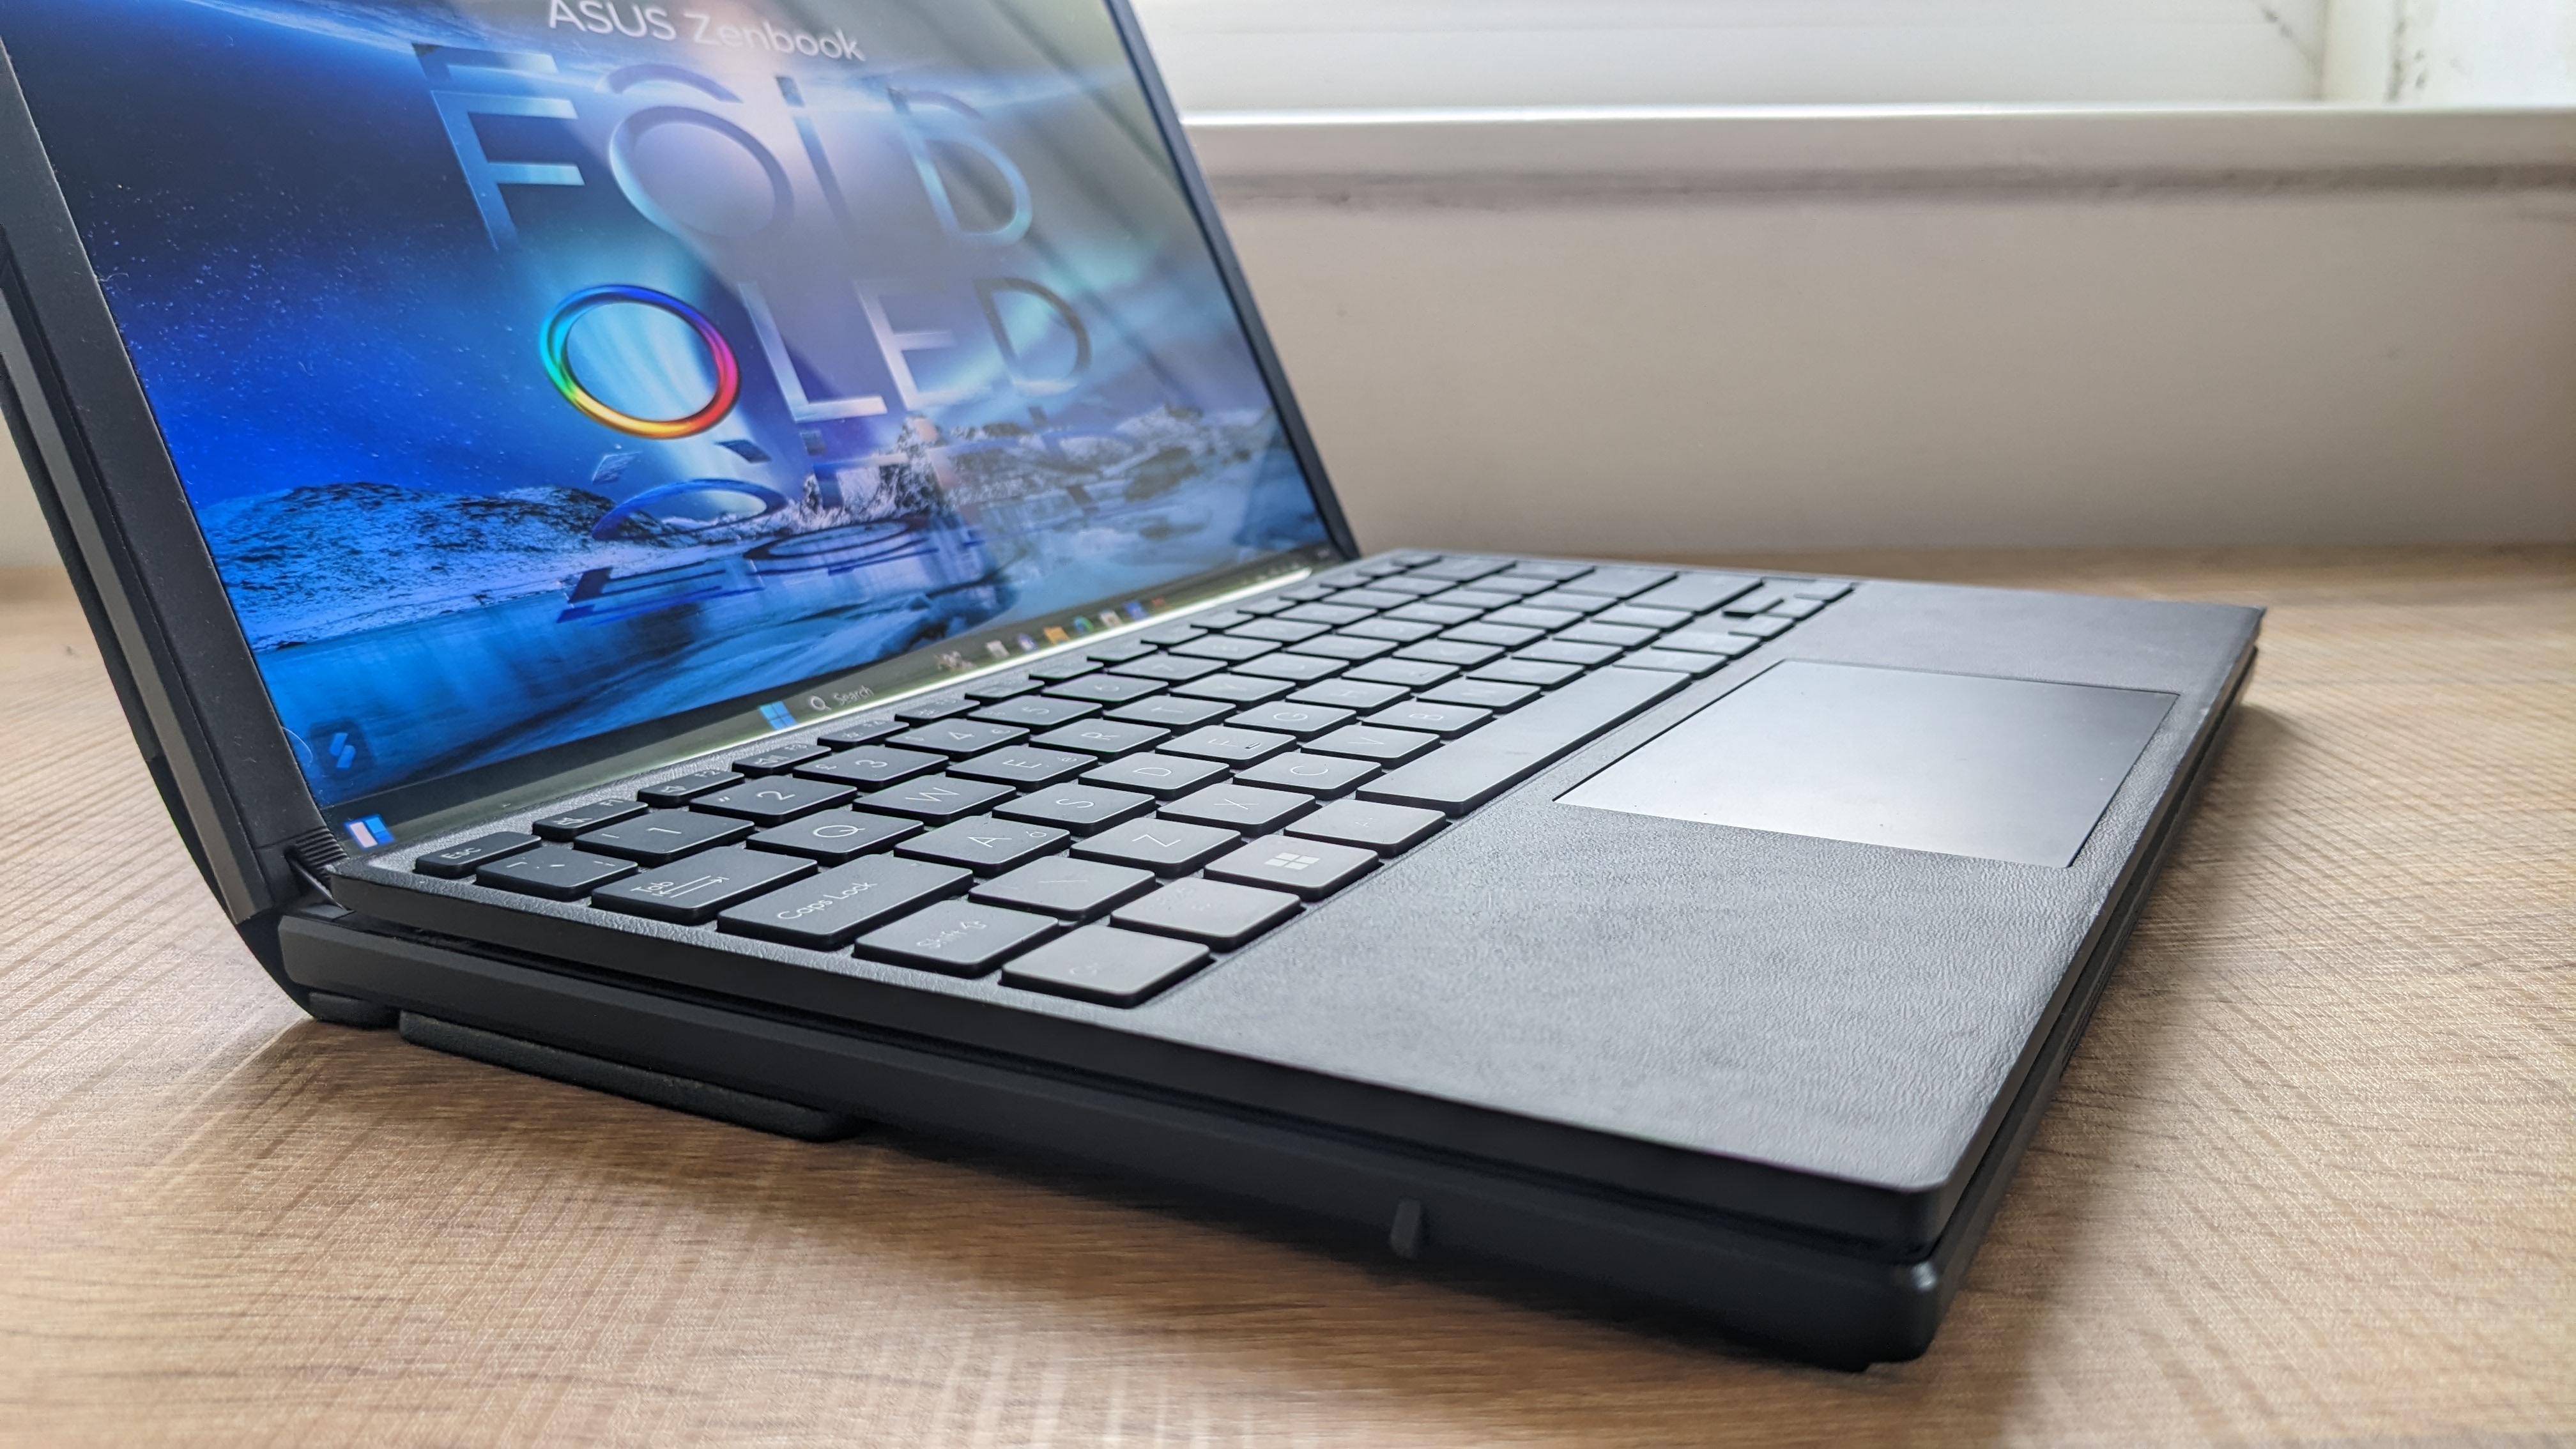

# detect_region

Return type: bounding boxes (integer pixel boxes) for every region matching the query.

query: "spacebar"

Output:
[1358,666,1687,814]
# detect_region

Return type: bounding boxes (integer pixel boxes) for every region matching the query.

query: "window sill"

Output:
[1183,103,2576,201]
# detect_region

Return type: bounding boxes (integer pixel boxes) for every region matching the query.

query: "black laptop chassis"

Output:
[0,0,2255,1367]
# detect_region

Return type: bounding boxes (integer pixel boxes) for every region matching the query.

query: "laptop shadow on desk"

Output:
[204,710,2279,1439]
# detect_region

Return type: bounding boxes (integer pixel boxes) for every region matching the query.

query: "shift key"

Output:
[716,855,970,949]
[1357,667,1685,813]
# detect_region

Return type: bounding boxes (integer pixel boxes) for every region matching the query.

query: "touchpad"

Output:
[1557,661,2176,867]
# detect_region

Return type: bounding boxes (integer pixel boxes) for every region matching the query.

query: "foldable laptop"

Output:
[0,0,2255,1366]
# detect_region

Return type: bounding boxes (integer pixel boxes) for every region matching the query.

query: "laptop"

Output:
[0,0,2255,1367]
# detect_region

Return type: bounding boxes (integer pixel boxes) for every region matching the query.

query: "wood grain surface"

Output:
[0,546,2568,1447]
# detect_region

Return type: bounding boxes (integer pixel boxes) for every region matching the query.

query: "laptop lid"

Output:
[0,0,1351,931]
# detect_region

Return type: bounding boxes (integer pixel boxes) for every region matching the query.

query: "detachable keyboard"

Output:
[394,555,1852,1008]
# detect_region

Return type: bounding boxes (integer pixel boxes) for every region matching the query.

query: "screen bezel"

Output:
[0,0,1358,924]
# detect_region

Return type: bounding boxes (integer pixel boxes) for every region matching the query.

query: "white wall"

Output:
[1215,177,2576,553]
[0,443,49,567]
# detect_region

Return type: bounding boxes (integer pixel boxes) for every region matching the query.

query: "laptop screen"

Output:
[3,0,1335,839]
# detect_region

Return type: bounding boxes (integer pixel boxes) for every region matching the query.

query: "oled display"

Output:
[3,0,1330,813]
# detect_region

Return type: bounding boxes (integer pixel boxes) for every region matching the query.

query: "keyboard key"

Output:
[1485,605,1585,630]
[1517,591,1615,616]
[1171,635,1278,663]
[1425,588,1518,610]
[1276,585,1337,602]
[972,696,1100,728]
[962,678,1044,702]
[1660,629,1759,658]
[1361,576,1451,597]
[897,816,1072,875]
[858,774,1016,821]
[638,769,742,807]
[577,809,754,864]
[1791,580,1855,602]
[1162,726,1296,765]
[414,831,540,878]
[1440,622,1541,649]
[733,744,830,776]
[1465,575,1553,595]
[894,720,1029,756]
[1161,781,1315,831]
[1227,618,1327,643]
[1032,719,1169,756]
[1071,818,1241,874]
[1109,654,1227,683]
[949,747,1095,787]
[1285,799,1446,852]
[591,846,815,924]
[1112,878,1300,948]
[1137,625,1206,645]
[690,777,858,825]
[1002,926,1210,1006]
[1360,667,1686,814]
[1344,658,1457,688]
[1498,560,1589,580]
[1338,617,1440,644]
[1556,621,1658,648]
[1045,673,1166,704]
[1407,556,1514,581]
[1082,753,1227,797]
[1287,678,1411,710]
[1769,596,1827,619]
[1225,702,1354,737]
[1192,610,1257,629]
[1233,652,1347,683]
[477,846,635,900]
[798,746,946,788]
[818,720,907,747]
[1728,615,1795,640]
[1364,701,1492,736]
[1384,602,1481,627]
[1280,602,1373,626]
[1206,836,1377,900]
[747,808,921,862]
[1025,657,1101,681]
[970,857,1156,919]
[1395,639,1502,668]
[893,697,978,723]
[1234,751,1383,795]
[530,801,646,842]
[1326,588,1414,610]
[1630,572,1763,613]
[857,901,1060,977]
[1169,673,1295,704]
[1106,695,1235,729]
[1418,679,1540,711]
[1304,725,1440,763]
[1466,659,1583,687]
[1517,639,1620,666]
[1592,604,1691,631]
[1283,634,1394,661]
[1554,566,1675,598]
[1719,590,1791,618]
[1232,597,1294,615]
[1621,648,1729,676]
[995,785,1157,834]
[718,855,970,948]
[1082,641,1162,663]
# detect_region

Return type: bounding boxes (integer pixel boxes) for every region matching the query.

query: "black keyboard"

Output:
[406,555,1853,1008]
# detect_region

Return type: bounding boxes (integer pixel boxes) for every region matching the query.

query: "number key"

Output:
[690,777,857,825]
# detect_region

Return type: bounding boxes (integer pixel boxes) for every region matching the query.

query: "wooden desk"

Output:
[1,547,2567,1445]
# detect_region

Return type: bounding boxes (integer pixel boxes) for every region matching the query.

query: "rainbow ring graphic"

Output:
[542,285,741,440]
